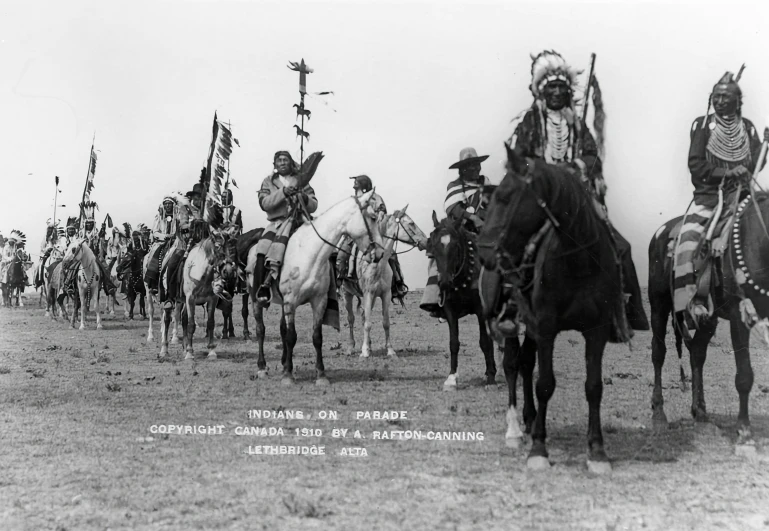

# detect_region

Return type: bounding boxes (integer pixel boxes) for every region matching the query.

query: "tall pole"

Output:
[300,93,305,166]
[52,176,60,228]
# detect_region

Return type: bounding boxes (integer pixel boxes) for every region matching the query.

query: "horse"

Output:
[105,229,128,316]
[1,248,28,307]
[648,192,769,450]
[425,213,497,390]
[60,238,103,330]
[216,234,240,340]
[116,246,147,320]
[339,205,428,358]
[235,227,264,340]
[159,224,233,360]
[277,189,385,384]
[477,145,628,474]
[143,228,186,343]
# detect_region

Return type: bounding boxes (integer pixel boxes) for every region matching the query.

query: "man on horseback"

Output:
[78,202,118,297]
[420,147,491,317]
[1,230,23,285]
[336,175,409,301]
[35,220,62,289]
[254,151,318,303]
[145,196,181,294]
[503,50,648,331]
[673,71,768,322]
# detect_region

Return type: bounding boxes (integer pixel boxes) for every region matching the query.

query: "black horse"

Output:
[234,227,263,340]
[116,247,147,320]
[648,192,769,449]
[426,212,496,390]
[216,235,240,339]
[2,249,27,307]
[478,145,628,474]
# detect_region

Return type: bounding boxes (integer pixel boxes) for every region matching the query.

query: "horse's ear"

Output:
[505,142,529,178]
[432,210,439,228]
[401,203,409,214]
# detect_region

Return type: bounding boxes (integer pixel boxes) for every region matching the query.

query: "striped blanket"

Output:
[419,256,441,313]
[254,216,294,272]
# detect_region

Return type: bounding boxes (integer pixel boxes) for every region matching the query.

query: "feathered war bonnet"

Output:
[529,50,582,99]
[66,216,79,230]
[9,230,26,247]
[81,201,98,222]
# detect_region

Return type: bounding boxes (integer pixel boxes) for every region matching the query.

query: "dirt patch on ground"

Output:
[1,290,769,530]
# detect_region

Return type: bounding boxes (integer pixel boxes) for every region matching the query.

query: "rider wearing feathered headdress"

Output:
[145,195,184,293]
[502,50,648,332]
[1,230,28,287]
[35,219,65,288]
[77,201,117,297]
[673,69,769,323]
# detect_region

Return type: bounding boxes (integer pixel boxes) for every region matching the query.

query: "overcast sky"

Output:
[2,0,768,288]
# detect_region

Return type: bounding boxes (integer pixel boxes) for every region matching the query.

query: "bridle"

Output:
[382,213,421,255]
[297,193,385,259]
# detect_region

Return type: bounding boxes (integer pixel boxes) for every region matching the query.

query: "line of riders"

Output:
[13,50,768,338]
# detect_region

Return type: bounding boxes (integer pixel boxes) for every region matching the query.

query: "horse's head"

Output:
[427,212,474,293]
[382,205,429,252]
[61,238,87,268]
[346,189,385,263]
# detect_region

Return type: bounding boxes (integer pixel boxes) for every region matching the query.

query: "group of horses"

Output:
[0,247,30,307]
[12,146,769,472]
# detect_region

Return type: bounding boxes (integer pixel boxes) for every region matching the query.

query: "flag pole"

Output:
[300,93,305,166]
[52,176,60,228]
[79,131,96,226]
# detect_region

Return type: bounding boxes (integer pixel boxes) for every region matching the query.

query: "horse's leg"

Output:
[95,290,102,330]
[242,293,251,341]
[360,291,373,358]
[519,334,538,433]
[651,292,672,430]
[159,305,171,359]
[227,302,235,338]
[689,323,715,422]
[78,285,87,330]
[477,310,496,385]
[207,300,218,359]
[729,312,754,443]
[184,296,196,360]
[146,283,155,342]
[382,293,398,358]
[345,291,356,355]
[255,300,268,376]
[443,305,460,391]
[503,337,525,449]
[282,308,297,385]
[584,326,611,474]
[528,333,556,470]
[312,299,329,386]
[280,309,288,367]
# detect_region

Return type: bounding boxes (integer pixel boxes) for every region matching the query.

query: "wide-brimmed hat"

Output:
[185,183,205,199]
[449,147,489,170]
[349,175,373,192]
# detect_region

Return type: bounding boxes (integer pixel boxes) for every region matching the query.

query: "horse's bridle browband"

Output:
[382,215,420,255]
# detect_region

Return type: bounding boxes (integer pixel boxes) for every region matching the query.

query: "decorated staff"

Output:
[288,58,313,165]
[79,133,98,228]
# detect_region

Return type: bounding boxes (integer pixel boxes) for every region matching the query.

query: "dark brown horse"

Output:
[648,193,768,449]
[116,246,147,320]
[2,249,28,307]
[477,145,628,474]
[426,213,496,390]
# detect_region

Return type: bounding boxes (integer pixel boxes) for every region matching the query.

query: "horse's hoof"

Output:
[45,311,50,318]
[159,347,168,358]
[359,352,370,359]
[79,325,85,330]
[171,335,178,345]
[316,377,331,387]
[257,370,268,378]
[281,376,295,386]
[109,311,115,316]
[207,351,217,360]
[652,411,669,432]
[692,408,709,423]
[184,352,195,360]
[587,459,613,475]
[386,349,398,359]
[346,347,355,356]
[526,456,551,470]
[146,337,154,344]
[442,383,457,392]
[96,325,103,330]
[505,435,523,450]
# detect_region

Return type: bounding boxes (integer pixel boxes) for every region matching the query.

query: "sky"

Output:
[2,0,768,288]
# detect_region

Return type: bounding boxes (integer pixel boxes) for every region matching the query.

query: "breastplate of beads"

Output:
[545,111,570,163]
[707,115,750,163]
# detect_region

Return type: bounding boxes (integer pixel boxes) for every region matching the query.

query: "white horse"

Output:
[340,205,428,358]
[143,237,183,343]
[278,189,385,385]
[60,238,102,330]
[160,227,234,360]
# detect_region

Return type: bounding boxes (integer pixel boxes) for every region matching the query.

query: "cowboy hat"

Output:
[449,147,489,169]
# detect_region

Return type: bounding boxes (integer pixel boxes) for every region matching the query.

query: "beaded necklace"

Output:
[544,110,571,163]
[707,114,750,163]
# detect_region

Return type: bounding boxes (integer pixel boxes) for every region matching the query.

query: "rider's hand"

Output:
[283,186,297,197]
[725,165,750,180]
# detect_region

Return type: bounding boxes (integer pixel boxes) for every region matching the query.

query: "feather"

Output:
[295,151,325,189]
[591,75,606,160]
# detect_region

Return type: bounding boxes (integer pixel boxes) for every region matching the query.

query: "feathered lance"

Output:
[288,59,313,166]
[52,176,60,230]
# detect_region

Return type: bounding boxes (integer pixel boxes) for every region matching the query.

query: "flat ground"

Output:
[1,289,769,531]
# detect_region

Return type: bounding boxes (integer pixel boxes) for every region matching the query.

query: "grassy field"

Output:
[1,289,769,530]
